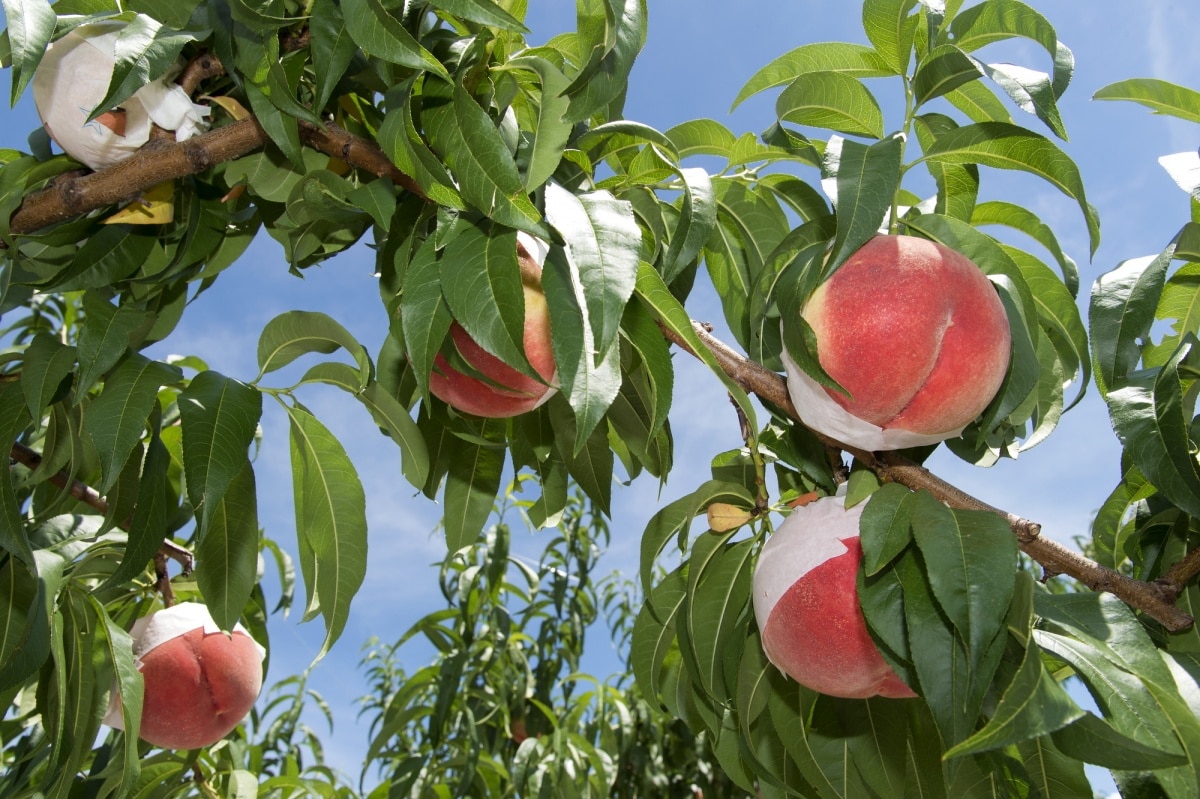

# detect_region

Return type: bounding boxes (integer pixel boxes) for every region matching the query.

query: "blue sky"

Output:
[4,0,1200,792]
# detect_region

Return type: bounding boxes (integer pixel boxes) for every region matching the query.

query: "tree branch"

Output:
[5,115,425,245]
[660,320,1197,633]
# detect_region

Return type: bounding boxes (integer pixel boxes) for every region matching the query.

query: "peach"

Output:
[104,603,265,749]
[430,233,557,418]
[783,234,1011,451]
[752,494,915,699]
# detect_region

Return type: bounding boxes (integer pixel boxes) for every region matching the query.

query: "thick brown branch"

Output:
[662,320,1196,633]
[7,117,425,244]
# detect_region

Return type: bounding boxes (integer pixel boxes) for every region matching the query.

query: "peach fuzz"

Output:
[104,603,265,749]
[752,494,915,700]
[785,234,1010,451]
[429,232,557,418]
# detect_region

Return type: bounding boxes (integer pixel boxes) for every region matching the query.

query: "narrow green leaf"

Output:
[776,72,885,138]
[284,402,368,661]
[662,167,717,284]
[341,0,449,78]
[400,237,453,405]
[21,332,75,418]
[631,565,686,701]
[309,0,360,112]
[919,122,1100,255]
[0,384,34,564]
[1093,78,1200,125]
[683,537,754,698]
[541,234,622,452]
[950,0,1071,98]
[425,0,527,31]
[441,419,505,552]
[982,61,1068,140]
[945,79,1014,124]
[1108,340,1200,520]
[548,397,614,514]
[563,0,647,123]
[733,42,892,109]
[911,494,1018,658]
[84,354,181,492]
[825,133,904,276]
[101,436,167,589]
[545,184,641,360]
[440,222,532,378]
[859,482,916,574]
[971,199,1079,296]
[1053,712,1190,770]
[196,459,259,632]
[634,263,758,431]
[503,56,572,192]
[1144,261,1200,368]
[179,371,262,518]
[87,597,141,792]
[914,113,980,223]
[1090,241,1176,396]
[0,550,64,691]
[3,0,55,106]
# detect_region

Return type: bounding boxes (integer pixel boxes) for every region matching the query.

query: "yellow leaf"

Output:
[103,181,175,225]
[707,502,753,533]
[203,95,251,121]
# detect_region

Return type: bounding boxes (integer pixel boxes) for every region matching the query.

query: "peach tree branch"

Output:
[660,319,1196,633]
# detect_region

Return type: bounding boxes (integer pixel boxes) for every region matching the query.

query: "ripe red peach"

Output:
[783,235,1011,450]
[430,233,557,418]
[752,494,915,700]
[104,603,265,749]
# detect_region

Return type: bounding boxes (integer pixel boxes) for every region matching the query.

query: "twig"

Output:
[659,320,1197,633]
[9,442,194,591]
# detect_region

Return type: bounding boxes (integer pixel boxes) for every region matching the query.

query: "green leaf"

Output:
[84,354,181,492]
[656,169,715,286]
[1090,240,1177,396]
[425,0,527,31]
[441,419,505,552]
[620,300,674,437]
[341,0,449,78]
[87,597,141,792]
[94,15,197,118]
[563,0,647,123]
[637,480,753,595]
[919,122,1100,255]
[179,371,262,519]
[440,222,532,379]
[859,482,916,574]
[2,0,55,106]
[284,402,368,662]
[631,565,686,701]
[0,385,34,565]
[950,0,1072,98]
[913,45,983,106]
[825,133,904,276]
[21,332,75,418]
[1144,261,1200,368]
[981,62,1067,140]
[733,42,892,109]
[309,0,360,112]
[947,634,1084,756]
[378,88,465,209]
[971,200,1079,296]
[0,550,64,691]
[914,113,980,223]
[1108,340,1200,520]
[256,310,372,383]
[681,536,753,699]
[196,459,260,632]
[548,397,614,515]
[634,263,758,432]
[911,493,1018,659]
[945,79,1014,124]
[545,184,641,363]
[101,437,167,590]
[1053,712,1190,771]
[862,0,919,74]
[431,84,547,235]
[502,56,572,192]
[400,237,453,405]
[666,118,737,159]
[776,72,885,138]
[540,222,623,451]
[1093,78,1200,124]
